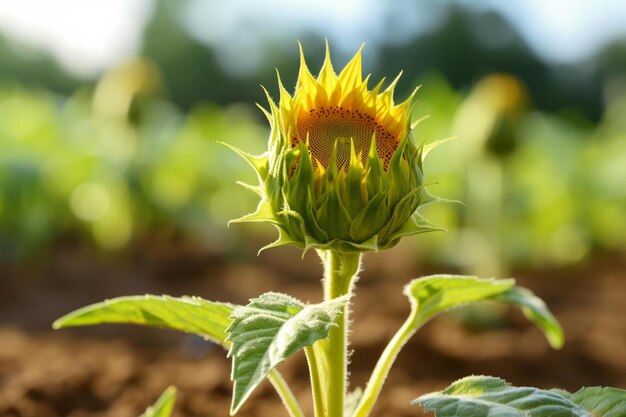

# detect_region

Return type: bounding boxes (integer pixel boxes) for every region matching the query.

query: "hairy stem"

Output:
[268,370,306,417]
[316,250,361,417]
[305,346,327,417]
[351,307,420,417]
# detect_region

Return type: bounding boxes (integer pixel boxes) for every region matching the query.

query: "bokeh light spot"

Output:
[70,182,111,222]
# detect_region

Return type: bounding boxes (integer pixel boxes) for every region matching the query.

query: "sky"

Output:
[487,0,626,62]
[0,0,151,76]
[0,0,624,77]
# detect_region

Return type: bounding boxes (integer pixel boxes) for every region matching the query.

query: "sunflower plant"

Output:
[54,44,625,417]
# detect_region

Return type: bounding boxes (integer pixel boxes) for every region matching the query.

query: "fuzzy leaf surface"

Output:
[54,295,234,345]
[412,376,626,417]
[405,275,515,324]
[139,386,176,417]
[564,386,626,417]
[405,275,564,348]
[226,292,346,414]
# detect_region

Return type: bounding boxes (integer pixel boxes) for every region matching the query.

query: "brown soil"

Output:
[1,239,625,417]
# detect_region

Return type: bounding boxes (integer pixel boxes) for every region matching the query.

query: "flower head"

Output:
[230,43,441,253]
[279,44,413,171]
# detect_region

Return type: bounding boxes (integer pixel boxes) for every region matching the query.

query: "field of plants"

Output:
[1,2,625,417]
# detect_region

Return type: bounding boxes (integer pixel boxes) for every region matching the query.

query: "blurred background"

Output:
[0,1,625,417]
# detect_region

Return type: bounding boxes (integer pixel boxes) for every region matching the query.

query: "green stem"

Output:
[316,250,361,417]
[351,307,420,417]
[305,346,326,417]
[268,370,306,417]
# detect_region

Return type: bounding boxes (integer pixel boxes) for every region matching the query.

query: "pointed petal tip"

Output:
[406,85,421,102]
[386,71,403,92]
[319,38,338,85]
[295,41,318,89]
[274,68,288,91]
[338,44,367,88]
[255,103,273,121]
[411,114,430,130]
[259,84,275,104]
[422,136,458,158]
[235,181,263,197]
[257,232,300,255]
[371,76,386,95]
[297,40,307,67]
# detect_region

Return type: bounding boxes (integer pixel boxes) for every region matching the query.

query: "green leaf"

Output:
[54,296,307,417]
[564,387,626,417]
[139,386,176,417]
[226,292,346,414]
[412,376,626,417]
[405,275,515,324]
[404,275,564,349]
[53,295,234,346]
[348,276,564,417]
[493,287,564,349]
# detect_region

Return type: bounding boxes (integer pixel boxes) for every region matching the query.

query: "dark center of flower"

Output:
[293,106,397,170]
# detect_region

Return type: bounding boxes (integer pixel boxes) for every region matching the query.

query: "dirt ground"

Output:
[1,238,625,417]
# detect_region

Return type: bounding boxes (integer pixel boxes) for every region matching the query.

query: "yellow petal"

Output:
[318,39,338,91]
[296,42,318,93]
[338,43,364,92]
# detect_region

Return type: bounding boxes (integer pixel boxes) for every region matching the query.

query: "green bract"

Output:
[230,44,441,253]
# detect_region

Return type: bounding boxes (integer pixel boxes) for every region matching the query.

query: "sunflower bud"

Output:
[230,44,441,253]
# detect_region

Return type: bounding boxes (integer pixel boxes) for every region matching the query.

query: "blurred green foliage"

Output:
[415,74,626,274]
[1,61,625,273]
[0,60,266,258]
[1,1,625,272]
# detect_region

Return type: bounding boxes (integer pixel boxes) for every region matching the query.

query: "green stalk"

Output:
[305,346,327,417]
[351,307,420,417]
[316,250,361,417]
[268,370,306,417]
